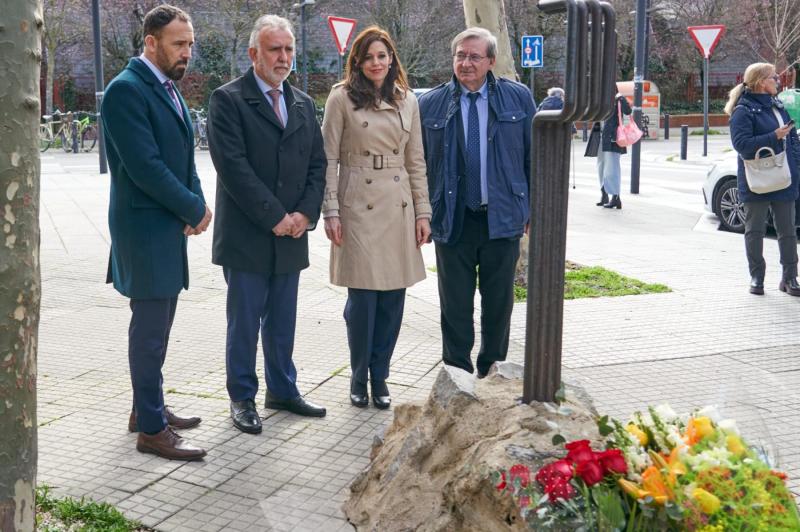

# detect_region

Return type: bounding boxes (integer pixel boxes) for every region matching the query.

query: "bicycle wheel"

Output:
[81,125,98,152]
[60,129,72,152]
[39,124,53,152]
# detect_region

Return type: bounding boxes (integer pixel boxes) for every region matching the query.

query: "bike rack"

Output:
[523,0,617,403]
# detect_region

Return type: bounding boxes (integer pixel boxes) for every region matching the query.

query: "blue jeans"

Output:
[597,150,622,195]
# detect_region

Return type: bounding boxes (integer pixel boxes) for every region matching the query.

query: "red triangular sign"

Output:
[327,16,357,56]
[688,25,725,58]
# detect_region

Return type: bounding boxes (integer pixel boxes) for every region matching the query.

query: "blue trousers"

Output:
[128,297,177,434]
[224,267,300,402]
[344,288,405,394]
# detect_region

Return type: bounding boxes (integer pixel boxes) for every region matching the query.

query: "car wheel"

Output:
[714,177,745,233]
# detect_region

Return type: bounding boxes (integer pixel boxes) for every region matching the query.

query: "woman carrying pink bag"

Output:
[595,93,632,209]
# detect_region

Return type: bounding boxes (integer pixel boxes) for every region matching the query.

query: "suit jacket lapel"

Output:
[128,58,189,137]
[242,68,285,131]
[282,82,305,139]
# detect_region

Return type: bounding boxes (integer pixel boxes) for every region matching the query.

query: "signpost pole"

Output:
[703,55,709,157]
[338,53,343,80]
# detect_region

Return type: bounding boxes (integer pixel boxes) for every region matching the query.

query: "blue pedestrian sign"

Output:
[521,35,543,68]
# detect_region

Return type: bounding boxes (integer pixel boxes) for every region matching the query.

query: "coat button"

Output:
[363,150,370,156]
[263,201,269,210]
[362,121,368,127]
[402,201,408,208]
[393,176,399,182]
[367,204,374,210]
[393,148,399,154]
[366,178,373,184]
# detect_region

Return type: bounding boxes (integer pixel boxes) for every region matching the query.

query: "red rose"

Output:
[597,449,628,475]
[496,471,507,491]
[509,464,531,488]
[543,478,576,501]
[576,460,604,486]
[565,440,595,465]
[536,459,573,487]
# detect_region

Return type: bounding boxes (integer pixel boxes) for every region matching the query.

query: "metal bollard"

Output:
[680,125,688,160]
[582,121,588,142]
[71,120,80,153]
[664,113,670,140]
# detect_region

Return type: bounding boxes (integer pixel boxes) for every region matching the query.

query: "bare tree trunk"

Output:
[462,0,517,80]
[45,44,54,113]
[0,2,42,531]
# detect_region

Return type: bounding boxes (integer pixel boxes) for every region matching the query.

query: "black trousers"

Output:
[435,209,520,376]
[344,288,405,394]
[128,297,177,434]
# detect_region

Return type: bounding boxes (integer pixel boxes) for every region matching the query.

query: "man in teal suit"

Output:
[102,4,211,461]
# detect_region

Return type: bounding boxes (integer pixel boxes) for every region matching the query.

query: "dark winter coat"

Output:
[730,91,800,203]
[207,68,326,275]
[601,95,632,154]
[103,58,206,299]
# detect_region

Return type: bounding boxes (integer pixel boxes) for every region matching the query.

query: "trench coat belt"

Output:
[346,153,404,169]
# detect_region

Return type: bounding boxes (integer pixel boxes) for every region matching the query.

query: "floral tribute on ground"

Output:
[494,404,800,530]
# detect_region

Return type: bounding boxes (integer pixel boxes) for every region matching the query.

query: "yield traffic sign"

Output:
[687,25,726,58]
[327,16,357,56]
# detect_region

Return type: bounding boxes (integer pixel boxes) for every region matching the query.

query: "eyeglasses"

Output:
[454,53,487,64]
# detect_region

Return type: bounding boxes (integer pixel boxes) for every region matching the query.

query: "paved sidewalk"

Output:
[37,137,800,531]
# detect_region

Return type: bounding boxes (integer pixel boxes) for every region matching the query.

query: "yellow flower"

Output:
[618,478,650,500]
[726,434,747,457]
[641,466,671,505]
[692,487,721,514]
[626,424,648,446]
[685,416,714,445]
[666,447,687,486]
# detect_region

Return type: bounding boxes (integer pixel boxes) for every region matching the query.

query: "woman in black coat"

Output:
[727,62,800,296]
[593,94,631,209]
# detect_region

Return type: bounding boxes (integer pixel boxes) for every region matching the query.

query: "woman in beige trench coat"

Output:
[322,26,431,410]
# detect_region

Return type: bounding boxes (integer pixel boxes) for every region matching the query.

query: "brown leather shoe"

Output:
[136,427,206,461]
[128,407,201,433]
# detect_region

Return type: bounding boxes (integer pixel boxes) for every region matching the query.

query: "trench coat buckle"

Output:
[373,154,384,170]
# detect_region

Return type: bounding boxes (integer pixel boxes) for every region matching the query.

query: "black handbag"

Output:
[584,123,601,157]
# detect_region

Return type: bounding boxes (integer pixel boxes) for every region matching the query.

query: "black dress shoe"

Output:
[779,278,800,296]
[603,195,622,209]
[371,381,391,410]
[350,393,369,408]
[265,391,326,417]
[596,187,608,206]
[230,399,262,434]
[750,277,764,295]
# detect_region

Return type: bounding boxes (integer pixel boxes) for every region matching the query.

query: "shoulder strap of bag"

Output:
[772,107,787,148]
[617,100,623,125]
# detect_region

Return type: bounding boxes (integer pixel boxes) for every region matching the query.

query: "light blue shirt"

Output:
[138,54,169,85]
[460,80,489,205]
[254,73,288,126]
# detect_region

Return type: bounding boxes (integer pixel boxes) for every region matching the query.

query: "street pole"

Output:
[630,0,646,194]
[337,53,343,80]
[703,56,709,157]
[529,68,535,99]
[91,0,108,174]
[301,3,308,93]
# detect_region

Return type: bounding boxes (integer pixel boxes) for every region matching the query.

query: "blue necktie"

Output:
[466,92,482,211]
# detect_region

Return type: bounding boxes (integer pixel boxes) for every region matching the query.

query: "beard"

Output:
[156,46,188,81]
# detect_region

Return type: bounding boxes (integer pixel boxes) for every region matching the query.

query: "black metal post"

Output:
[301,3,308,93]
[91,0,108,173]
[582,121,588,141]
[703,56,709,157]
[680,125,688,160]
[525,0,616,403]
[337,53,343,80]
[630,0,646,194]
[663,112,669,140]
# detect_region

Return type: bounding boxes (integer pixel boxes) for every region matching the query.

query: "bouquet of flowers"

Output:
[494,404,800,530]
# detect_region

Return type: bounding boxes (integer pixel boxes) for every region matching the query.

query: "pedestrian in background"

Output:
[102,4,210,461]
[595,93,631,209]
[419,28,535,379]
[539,86,577,135]
[207,14,327,435]
[726,62,800,296]
[321,26,431,410]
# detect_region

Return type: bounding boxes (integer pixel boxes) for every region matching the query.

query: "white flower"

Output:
[684,447,734,470]
[718,418,739,435]
[654,404,678,422]
[696,405,722,423]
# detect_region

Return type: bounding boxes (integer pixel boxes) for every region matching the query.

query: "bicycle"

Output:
[190,108,208,150]
[39,110,98,153]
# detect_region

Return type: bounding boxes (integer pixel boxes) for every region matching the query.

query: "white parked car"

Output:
[702,153,744,233]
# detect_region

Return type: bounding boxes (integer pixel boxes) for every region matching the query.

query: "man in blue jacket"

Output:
[419,28,535,378]
[103,4,211,460]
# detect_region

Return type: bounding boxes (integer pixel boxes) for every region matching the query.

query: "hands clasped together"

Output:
[273,212,311,238]
[184,205,213,236]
